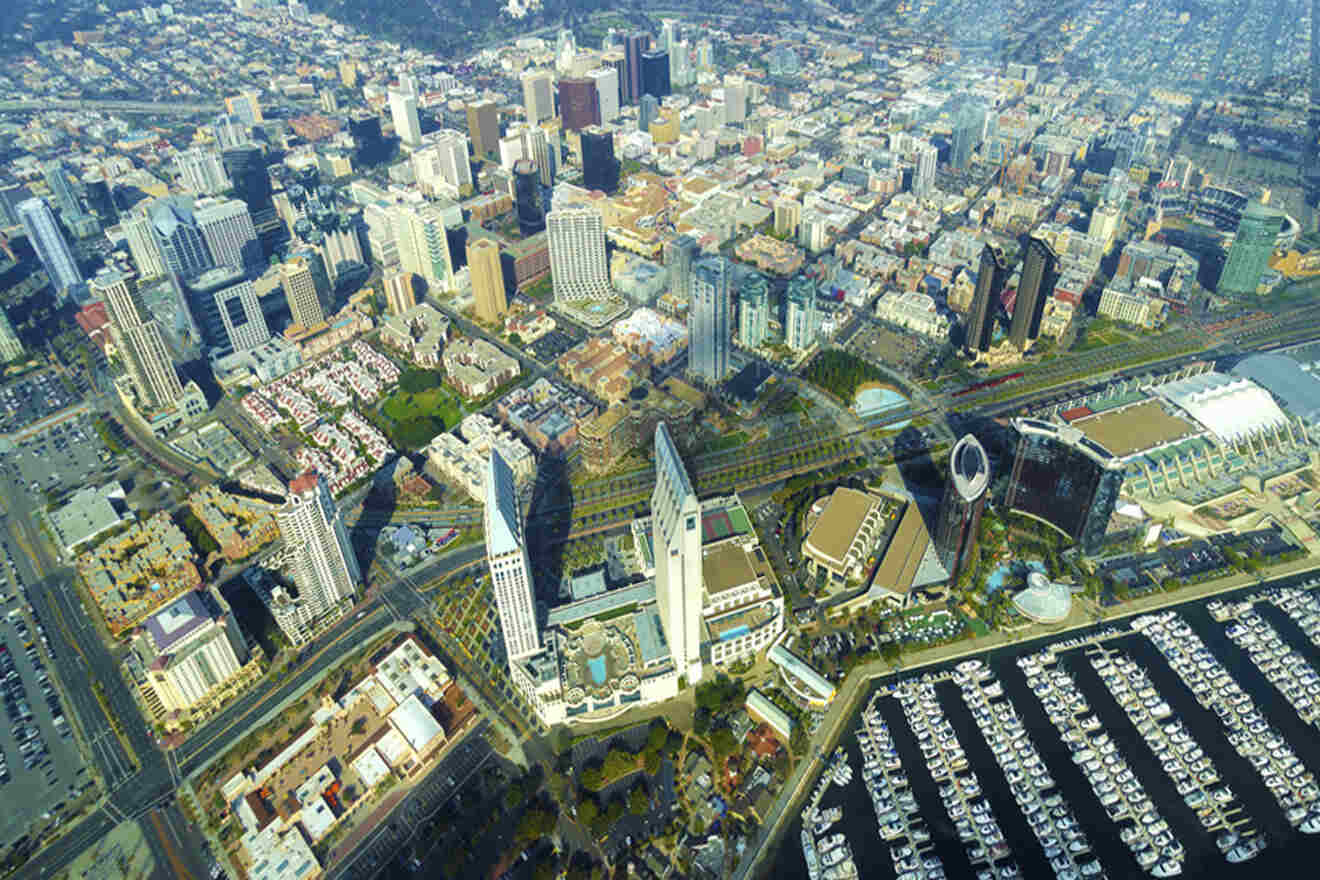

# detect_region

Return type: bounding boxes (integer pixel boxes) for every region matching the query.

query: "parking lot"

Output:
[0,411,117,499]
[0,569,89,847]
[0,371,80,434]
[845,321,929,373]
[528,328,581,363]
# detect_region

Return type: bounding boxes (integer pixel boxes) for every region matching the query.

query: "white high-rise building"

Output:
[122,212,167,279]
[521,69,555,126]
[670,40,692,87]
[652,423,703,684]
[484,450,540,661]
[213,277,269,352]
[389,89,422,148]
[175,147,231,196]
[499,124,555,186]
[93,270,184,410]
[587,67,620,124]
[398,72,418,97]
[547,201,609,302]
[280,257,325,328]
[414,130,472,195]
[195,197,259,272]
[913,142,938,197]
[392,202,454,293]
[277,471,361,623]
[722,75,747,124]
[17,198,83,296]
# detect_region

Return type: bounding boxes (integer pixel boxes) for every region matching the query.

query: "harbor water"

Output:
[772,570,1320,879]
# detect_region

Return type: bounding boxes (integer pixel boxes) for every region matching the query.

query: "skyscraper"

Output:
[349,113,386,165]
[967,243,1007,353]
[220,144,272,215]
[580,126,620,194]
[1005,420,1123,554]
[0,306,24,363]
[722,75,747,124]
[934,434,990,587]
[148,196,212,280]
[651,423,703,683]
[773,198,801,237]
[623,32,649,103]
[913,142,938,197]
[17,198,83,295]
[688,256,731,385]
[558,77,600,132]
[785,274,818,352]
[93,270,184,410]
[42,160,82,218]
[388,89,422,148]
[1218,200,1280,298]
[513,160,545,238]
[664,234,697,302]
[280,256,326,328]
[392,202,455,294]
[469,238,507,324]
[122,212,166,280]
[81,174,117,224]
[587,67,620,123]
[639,94,660,136]
[521,69,555,126]
[950,101,985,171]
[212,113,247,150]
[737,270,770,348]
[175,147,230,196]
[546,201,609,302]
[195,197,261,273]
[466,100,500,158]
[277,471,361,621]
[484,450,540,661]
[641,50,671,99]
[660,18,680,50]
[184,266,248,351]
[1009,237,1058,350]
[602,50,627,106]
[414,129,473,193]
[383,270,415,316]
[212,274,269,352]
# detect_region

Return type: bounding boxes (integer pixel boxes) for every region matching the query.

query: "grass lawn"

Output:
[377,387,465,449]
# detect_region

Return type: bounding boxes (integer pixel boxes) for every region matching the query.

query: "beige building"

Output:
[774,197,801,237]
[383,270,415,316]
[468,237,508,323]
[280,257,325,329]
[466,100,499,158]
[802,488,890,581]
[132,589,258,727]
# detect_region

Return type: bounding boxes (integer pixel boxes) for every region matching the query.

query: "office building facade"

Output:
[558,77,600,132]
[469,238,508,323]
[466,100,500,158]
[580,127,620,194]
[934,434,990,587]
[641,51,671,99]
[521,69,555,126]
[392,202,455,294]
[383,270,415,316]
[280,257,326,328]
[213,275,269,352]
[1009,236,1058,350]
[17,198,83,295]
[277,471,361,621]
[1005,419,1124,554]
[122,213,167,280]
[587,67,620,123]
[176,147,230,196]
[913,142,938,197]
[966,243,1006,353]
[514,160,545,238]
[389,89,422,148]
[195,197,261,273]
[688,256,731,385]
[484,450,541,661]
[722,75,747,124]
[623,32,648,103]
[664,234,698,302]
[547,202,609,302]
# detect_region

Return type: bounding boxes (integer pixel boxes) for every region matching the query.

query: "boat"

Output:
[801,829,820,880]
[813,806,842,835]
[1301,813,1320,834]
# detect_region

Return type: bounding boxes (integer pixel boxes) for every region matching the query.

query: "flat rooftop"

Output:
[702,543,758,596]
[1071,399,1199,458]
[873,501,930,596]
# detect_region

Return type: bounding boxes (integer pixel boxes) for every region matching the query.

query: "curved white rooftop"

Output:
[1153,372,1289,444]
[1011,571,1072,624]
[949,434,990,503]
[1231,353,1320,425]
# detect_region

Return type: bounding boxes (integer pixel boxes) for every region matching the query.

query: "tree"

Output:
[576,795,599,828]
[647,718,669,752]
[628,782,650,815]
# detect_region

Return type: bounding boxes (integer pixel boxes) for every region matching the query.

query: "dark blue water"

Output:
[772,574,1320,880]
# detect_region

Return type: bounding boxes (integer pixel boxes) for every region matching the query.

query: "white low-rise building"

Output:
[1098,282,1167,329]
[425,413,535,501]
[875,290,951,340]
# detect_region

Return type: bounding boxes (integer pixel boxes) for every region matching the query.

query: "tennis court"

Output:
[703,509,734,543]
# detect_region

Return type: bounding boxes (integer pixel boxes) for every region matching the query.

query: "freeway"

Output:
[0,98,220,115]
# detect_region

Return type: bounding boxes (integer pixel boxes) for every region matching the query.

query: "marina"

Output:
[773,573,1320,880]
